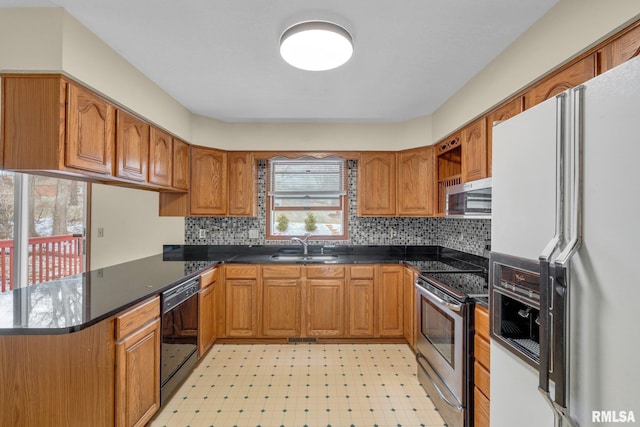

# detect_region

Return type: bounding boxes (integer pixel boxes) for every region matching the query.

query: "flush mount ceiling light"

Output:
[280,21,353,71]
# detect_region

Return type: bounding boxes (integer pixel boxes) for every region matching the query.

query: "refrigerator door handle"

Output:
[555,85,585,268]
[549,85,585,427]
[538,92,567,394]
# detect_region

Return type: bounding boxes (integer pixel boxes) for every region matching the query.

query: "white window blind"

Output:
[268,157,346,200]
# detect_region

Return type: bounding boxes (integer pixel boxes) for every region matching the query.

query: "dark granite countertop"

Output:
[0,255,220,335]
[0,245,486,335]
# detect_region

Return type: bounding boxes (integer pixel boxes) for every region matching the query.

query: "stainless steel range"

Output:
[414,258,488,427]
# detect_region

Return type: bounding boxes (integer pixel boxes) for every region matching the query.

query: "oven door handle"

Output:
[416,353,464,411]
[414,281,463,313]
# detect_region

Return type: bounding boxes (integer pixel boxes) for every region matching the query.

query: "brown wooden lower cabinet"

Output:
[305,265,346,337]
[377,265,404,337]
[261,265,302,337]
[403,267,417,350]
[225,264,259,337]
[198,267,219,357]
[474,304,491,427]
[114,297,161,427]
[347,265,375,337]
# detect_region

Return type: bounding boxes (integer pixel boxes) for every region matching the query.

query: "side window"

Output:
[266,157,347,240]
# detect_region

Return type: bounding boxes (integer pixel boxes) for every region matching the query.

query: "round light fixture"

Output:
[280,21,353,71]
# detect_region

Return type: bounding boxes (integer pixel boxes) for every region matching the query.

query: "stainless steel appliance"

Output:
[445,177,492,218]
[160,276,199,404]
[491,55,640,426]
[414,260,488,427]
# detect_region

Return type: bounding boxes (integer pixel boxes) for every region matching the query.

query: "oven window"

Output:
[420,295,455,368]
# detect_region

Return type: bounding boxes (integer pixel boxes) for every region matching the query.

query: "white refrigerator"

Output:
[490,54,640,426]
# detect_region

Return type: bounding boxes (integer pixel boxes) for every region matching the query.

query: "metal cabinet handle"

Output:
[414,281,462,312]
[416,353,463,411]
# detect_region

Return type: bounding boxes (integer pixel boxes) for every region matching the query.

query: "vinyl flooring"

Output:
[149,343,446,427]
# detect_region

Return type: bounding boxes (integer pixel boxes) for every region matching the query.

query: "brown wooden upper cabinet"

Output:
[397,146,435,216]
[598,22,640,74]
[2,75,116,175]
[486,97,524,177]
[148,127,173,187]
[159,149,256,216]
[358,152,397,216]
[172,138,190,191]
[227,152,257,216]
[524,55,596,109]
[116,110,149,182]
[66,82,115,174]
[190,146,228,215]
[461,118,488,183]
[435,133,462,215]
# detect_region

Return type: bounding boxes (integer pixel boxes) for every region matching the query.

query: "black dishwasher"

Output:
[160,276,199,404]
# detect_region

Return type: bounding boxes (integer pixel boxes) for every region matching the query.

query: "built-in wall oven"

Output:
[160,276,200,404]
[414,263,488,427]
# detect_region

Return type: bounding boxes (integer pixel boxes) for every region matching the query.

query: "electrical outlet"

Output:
[249,229,259,239]
[198,229,207,239]
[458,232,464,241]
[97,227,104,238]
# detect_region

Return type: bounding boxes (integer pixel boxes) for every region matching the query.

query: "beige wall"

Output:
[90,185,184,269]
[0,8,63,71]
[192,114,432,151]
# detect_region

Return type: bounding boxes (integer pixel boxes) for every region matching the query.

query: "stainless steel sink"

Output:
[269,254,340,262]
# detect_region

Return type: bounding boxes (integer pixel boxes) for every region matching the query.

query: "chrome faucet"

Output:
[291,233,311,255]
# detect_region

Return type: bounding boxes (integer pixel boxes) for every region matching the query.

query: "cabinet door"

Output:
[228,152,257,216]
[225,279,258,337]
[116,110,149,182]
[598,23,640,73]
[461,118,488,183]
[66,82,115,174]
[358,152,396,216]
[199,283,217,357]
[524,55,596,109]
[403,268,416,350]
[486,97,523,177]
[306,279,345,337]
[148,127,173,187]
[172,138,190,190]
[377,265,404,337]
[115,318,161,427]
[348,279,375,337]
[262,278,301,337]
[191,147,228,215]
[397,147,434,216]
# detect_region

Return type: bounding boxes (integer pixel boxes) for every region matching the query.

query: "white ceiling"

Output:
[1,0,559,122]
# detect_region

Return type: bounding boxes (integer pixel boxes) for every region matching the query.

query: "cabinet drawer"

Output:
[474,360,490,398]
[200,267,219,289]
[115,296,160,340]
[262,265,302,279]
[475,305,490,341]
[349,265,375,279]
[225,264,258,279]
[474,386,490,427]
[306,265,345,279]
[474,334,491,371]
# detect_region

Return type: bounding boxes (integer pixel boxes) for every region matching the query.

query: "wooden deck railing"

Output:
[0,235,84,293]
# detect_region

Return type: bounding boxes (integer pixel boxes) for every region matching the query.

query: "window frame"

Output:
[266,157,348,241]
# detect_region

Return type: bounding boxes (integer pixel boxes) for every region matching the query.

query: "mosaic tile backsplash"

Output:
[185,160,491,257]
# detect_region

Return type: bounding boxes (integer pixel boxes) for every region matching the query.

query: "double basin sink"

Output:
[269,254,340,262]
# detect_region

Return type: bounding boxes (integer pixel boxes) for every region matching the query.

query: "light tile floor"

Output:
[150,343,446,427]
